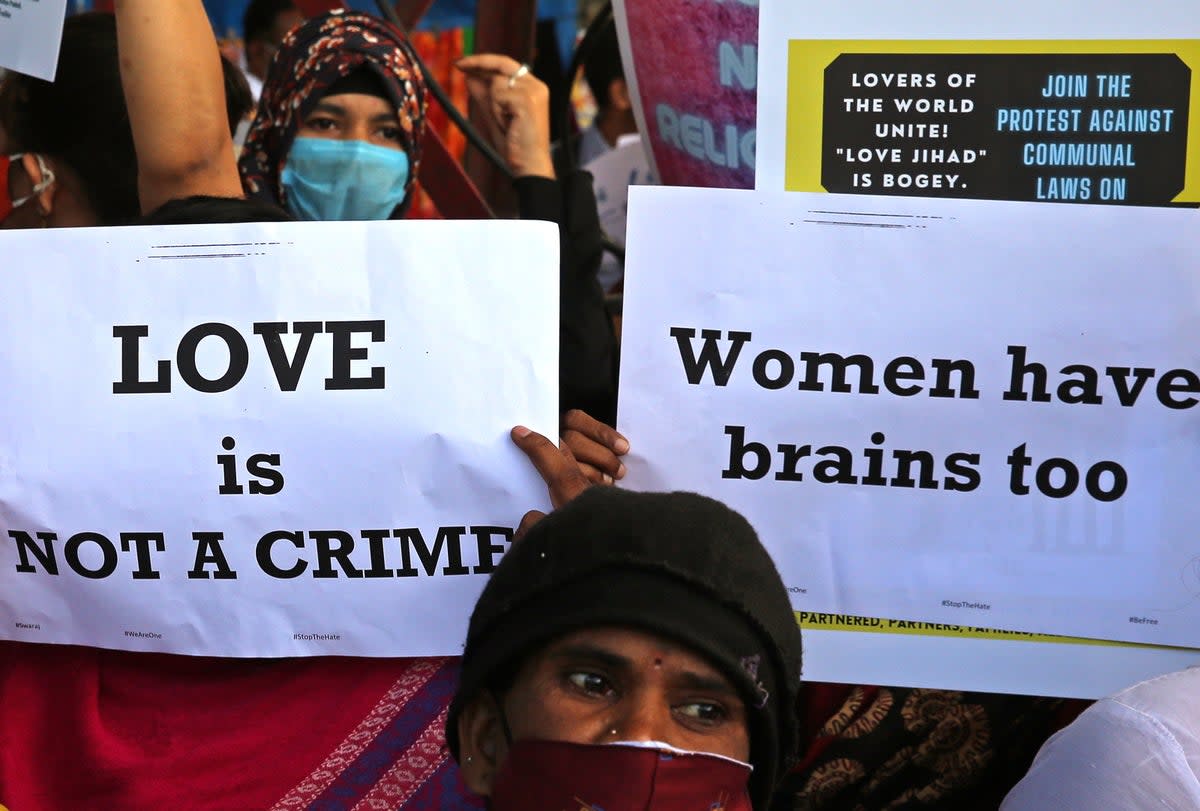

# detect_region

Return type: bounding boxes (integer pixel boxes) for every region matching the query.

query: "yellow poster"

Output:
[785,40,1200,205]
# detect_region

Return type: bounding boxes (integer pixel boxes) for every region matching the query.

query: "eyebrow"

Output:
[547,642,742,699]
[310,101,347,117]
[675,671,741,700]
[309,101,398,125]
[548,642,631,672]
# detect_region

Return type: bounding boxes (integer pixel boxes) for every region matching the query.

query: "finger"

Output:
[460,73,491,106]
[489,80,548,130]
[561,409,630,456]
[576,460,613,486]
[456,53,524,77]
[562,429,624,480]
[459,70,510,111]
[514,509,545,540]
[459,74,507,146]
[467,73,516,136]
[550,441,592,507]
[511,425,590,509]
[489,74,513,132]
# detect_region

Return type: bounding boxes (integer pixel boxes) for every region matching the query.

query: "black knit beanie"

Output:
[445,487,802,810]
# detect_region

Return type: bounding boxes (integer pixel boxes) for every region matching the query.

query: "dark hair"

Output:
[137,195,295,225]
[243,0,298,45]
[220,54,254,136]
[2,12,138,225]
[582,17,624,112]
[0,74,20,150]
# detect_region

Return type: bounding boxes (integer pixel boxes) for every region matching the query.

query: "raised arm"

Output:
[114,0,243,213]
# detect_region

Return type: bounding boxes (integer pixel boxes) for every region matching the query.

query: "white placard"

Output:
[0,0,68,81]
[619,186,1200,650]
[0,220,560,657]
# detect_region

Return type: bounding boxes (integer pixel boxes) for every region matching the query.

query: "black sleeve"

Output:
[514,171,618,426]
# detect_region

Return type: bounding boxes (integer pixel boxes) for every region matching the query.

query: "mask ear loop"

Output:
[6,152,56,212]
[27,153,56,199]
[28,154,55,227]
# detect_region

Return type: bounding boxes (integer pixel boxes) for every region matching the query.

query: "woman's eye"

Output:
[676,701,726,724]
[378,125,402,142]
[566,671,612,696]
[306,117,337,131]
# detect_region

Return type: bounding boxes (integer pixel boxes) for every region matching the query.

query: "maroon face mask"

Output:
[0,153,54,224]
[488,739,755,811]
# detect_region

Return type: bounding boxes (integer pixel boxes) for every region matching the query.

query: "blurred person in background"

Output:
[241,0,304,101]
[577,16,637,165]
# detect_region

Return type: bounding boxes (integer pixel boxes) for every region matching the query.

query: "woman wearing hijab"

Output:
[239,10,427,222]
[239,10,618,424]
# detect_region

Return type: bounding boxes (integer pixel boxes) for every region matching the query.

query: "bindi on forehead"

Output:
[540,627,736,687]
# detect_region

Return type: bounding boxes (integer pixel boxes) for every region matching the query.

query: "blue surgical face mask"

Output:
[280,136,410,221]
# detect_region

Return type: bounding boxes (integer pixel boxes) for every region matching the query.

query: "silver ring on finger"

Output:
[507,62,531,88]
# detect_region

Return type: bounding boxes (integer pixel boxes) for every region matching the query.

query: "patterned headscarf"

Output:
[239,9,428,215]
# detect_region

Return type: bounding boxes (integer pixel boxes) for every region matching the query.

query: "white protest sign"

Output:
[755,0,1200,206]
[0,220,559,657]
[0,0,68,81]
[619,186,1200,650]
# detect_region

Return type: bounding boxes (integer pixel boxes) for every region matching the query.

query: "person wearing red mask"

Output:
[447,487,803,811]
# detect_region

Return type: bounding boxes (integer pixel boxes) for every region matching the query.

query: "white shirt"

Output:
[1001,667,1200,811]
[577,124,611,167]
[244,70,264,104]
[583,133,656,293]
